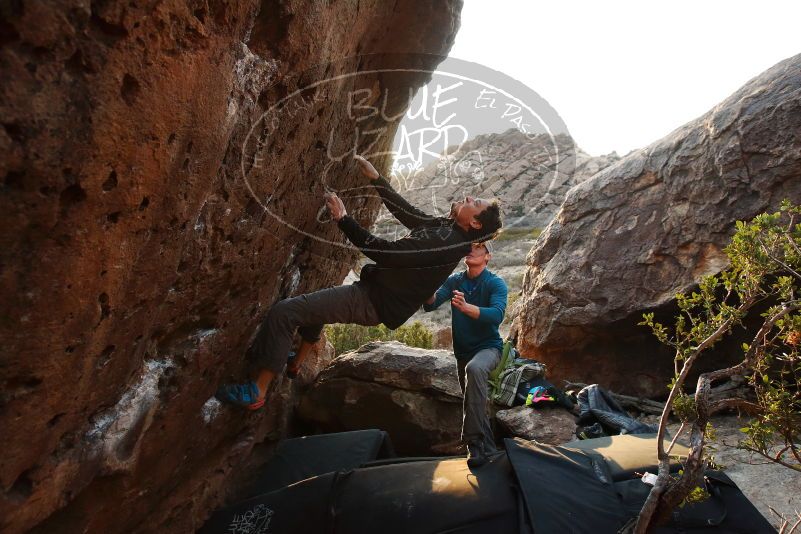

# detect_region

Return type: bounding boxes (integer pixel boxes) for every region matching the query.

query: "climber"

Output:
[422,240,507,468]
[215,154,503,410]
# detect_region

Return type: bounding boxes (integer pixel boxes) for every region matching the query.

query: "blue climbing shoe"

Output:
[215,381,264,410]
[285,350,299,379]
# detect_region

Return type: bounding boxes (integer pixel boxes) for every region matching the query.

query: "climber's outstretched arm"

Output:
[325,192,445,268]
[355,154,435,230]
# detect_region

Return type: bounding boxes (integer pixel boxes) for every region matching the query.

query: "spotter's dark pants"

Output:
[457,347,501,453]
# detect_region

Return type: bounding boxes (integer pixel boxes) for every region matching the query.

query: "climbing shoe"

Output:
[576,422,606,440]
[215,381,264,410]
[285,350,299,380]
[466,442,488,468]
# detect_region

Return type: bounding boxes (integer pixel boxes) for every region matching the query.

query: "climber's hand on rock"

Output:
[325,192,347,222]
[354,154,380,180]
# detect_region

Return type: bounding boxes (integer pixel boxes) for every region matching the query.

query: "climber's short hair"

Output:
[468,200,502,242]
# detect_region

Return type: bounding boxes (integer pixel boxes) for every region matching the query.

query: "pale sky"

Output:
[447,0,801,156]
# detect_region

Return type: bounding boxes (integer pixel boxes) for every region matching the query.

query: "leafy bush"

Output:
[495,227,542,241]
[324,321,433,355]
[392,321,434,349]
[631,200,801,532]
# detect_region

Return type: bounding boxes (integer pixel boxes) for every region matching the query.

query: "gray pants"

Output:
[250,284,381,373]
[457,347,501,453]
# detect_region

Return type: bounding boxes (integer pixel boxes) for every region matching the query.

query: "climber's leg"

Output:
[217,284,379,409]
[285,339,315,379]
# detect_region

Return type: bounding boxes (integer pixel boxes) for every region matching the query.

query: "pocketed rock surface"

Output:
[0,1,463,532]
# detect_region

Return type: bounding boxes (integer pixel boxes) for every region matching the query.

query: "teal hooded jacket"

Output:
[423,268,507,359]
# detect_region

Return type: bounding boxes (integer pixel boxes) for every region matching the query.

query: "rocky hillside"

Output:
[377,129,619,233]
[0,1,463,532]
[515,53,801,397]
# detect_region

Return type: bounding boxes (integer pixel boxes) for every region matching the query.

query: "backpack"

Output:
[488,340,515,391]
[490,349,547,407]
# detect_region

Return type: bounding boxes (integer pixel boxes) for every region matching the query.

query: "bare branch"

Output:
[757,235,801,282]
[704,300,801,383]
[790,439,801,467]
[785,213,801,258]
[709,397,761,415]
[666,422,686,455]
[654,297,757,457]
[786,228,801,257]
[770,506,787,522]
[739,443,801,472]
[774,444,792,461]
[632,458,673,534]
[789,513,801,534]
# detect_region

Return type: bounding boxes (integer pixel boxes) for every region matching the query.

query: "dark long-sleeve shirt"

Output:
[337,176,472,329]
[423,269,507,359]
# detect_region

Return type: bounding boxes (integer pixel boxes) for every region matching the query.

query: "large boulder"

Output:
[495,406,577,445]
[0,1,462,532]
[432,325,453,349]
[516,54,801,397]
[297,341,464,455]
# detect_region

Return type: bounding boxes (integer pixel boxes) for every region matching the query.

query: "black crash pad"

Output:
[505,437,630,533]
[240,429,394,498]
[199,454,521,534]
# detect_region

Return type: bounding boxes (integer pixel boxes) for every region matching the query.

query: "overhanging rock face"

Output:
[0,1,463,532]
[515,54,801,398]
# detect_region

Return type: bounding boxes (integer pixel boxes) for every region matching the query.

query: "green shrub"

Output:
[324,320,433,355]
[634,200,801,530]
[495,227,542,241]
[392,321,433,349]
